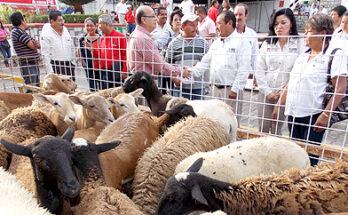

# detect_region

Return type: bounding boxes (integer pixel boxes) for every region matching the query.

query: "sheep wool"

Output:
[132,116,231,215]
[0,167,52,215]
[175,136,310,183]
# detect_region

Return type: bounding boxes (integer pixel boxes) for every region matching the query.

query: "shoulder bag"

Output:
[322,48,348,127]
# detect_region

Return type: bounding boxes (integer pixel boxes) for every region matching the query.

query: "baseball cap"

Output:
[181,13,199,24]
[127,4,132,8]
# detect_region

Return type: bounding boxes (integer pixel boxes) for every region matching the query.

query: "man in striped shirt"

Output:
[165,13,209,100]
[10,12,41,90]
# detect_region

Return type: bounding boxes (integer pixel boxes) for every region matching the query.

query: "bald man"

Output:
[127,6,190,80]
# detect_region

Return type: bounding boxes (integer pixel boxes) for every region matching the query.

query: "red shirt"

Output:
[125,10,135,24]
[94,29,127,72]
[208,5,219,23]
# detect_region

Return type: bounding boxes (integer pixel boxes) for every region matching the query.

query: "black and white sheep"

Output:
[131,116,231,215]
[175,136,310,183]
[158,158,348,215]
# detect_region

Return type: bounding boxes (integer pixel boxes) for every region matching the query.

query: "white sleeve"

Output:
[232,39,252,93]
[40,32,53,74]
[251,32,258,71]
[331,49,348,78]
[191,48,212,78]
[255,41,272,96]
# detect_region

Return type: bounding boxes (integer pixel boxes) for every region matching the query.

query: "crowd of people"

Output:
[0,2,347,165]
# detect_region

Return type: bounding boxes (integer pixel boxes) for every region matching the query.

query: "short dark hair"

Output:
[49,10,62,21]
[331,5,347,17]
[156,6,166,15]
[236,3,249,15]
[169,10,184,26]
[212,0,218,5]
[196,6,207,16]
[219,10,236,28]
[136,8,145,25]
[266,8,298,44]
[10,12,24,27]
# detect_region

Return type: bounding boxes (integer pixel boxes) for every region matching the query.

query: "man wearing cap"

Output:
[165,13,209,100]
[125,5,136,34]
[127,5,191,79]
[184,10,251,125]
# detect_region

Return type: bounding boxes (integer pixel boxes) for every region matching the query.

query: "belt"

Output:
[213,84,231,89]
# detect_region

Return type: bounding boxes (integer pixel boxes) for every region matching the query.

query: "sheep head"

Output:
[123,71,160,100]
[162,104,197,128]
[110,89,143,118]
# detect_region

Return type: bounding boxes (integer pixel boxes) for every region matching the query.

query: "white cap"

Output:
[181,13,199,24]
[127,4,132,8]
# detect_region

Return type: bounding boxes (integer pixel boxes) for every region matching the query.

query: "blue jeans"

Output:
[100,61,122,89]
[172,87,205,100]
[0,45,11,65]
[127,23,135,34]
[19,61,40,90]
[288,113,325,166]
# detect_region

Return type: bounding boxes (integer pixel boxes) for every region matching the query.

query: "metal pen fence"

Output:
[0,33,347,164]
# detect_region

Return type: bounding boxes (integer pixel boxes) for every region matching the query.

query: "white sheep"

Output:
[43,73,77,94]
[110,89,143,119]
[0,166,52,215]
[131,116,231,215]
[175,136,310,183]
[158,160,348,215]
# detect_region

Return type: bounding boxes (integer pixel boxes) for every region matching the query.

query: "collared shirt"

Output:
[191,30,252,93]
[93,29,127,71]
[285,44,347,117]
[180,0,194,15]
[198,16,216,45]
[40,25,75,73]
[151,23,171,41]
[165,34,210,89]
[11,27,40,63]
[333,26,343,37]
[236,25,258,71]
[154,28,181,53]
[127,25,181,77]
[115,2,127,14]
[256,37,306,96]
[208,5,219,23]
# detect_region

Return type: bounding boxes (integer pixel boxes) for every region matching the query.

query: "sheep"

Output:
[158,159,348,215]
[95,104,196,190]
[175,136,310,183]
[1,127,81,215]
[131,116,231,215]
[70,138,144,215]
[0,105,57,169]
[43,73,77,94]
[69,92,115,130]
[110,89,143,119]
[0,166,53,215]
[123,71,238,141]
[94,86,124,98]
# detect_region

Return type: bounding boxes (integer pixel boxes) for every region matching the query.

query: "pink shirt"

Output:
[198,16,216,45]
[0,28,8,42]
[127,25,181,77]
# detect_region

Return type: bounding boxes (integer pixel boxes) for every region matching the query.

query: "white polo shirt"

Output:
[236,25,258,71]
[285,44,347,117]
[180,0,194,15]
[256,37,306,96]
[115,2,127,15]
[191,30,252,93]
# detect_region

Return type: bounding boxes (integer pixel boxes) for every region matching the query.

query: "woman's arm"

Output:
[314,75,347,132]
[272,84,288,123]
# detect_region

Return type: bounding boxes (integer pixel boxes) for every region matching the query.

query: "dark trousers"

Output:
[85,68,101,92]
[172,87,205,100]
[51,60,75,81]
[0,45,11,65]
[100,61,123,89]
[127,23,135,34]
[19,61,40,93]
[288,113,325,166]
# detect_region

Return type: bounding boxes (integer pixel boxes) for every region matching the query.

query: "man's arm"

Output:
[39,32,54,73]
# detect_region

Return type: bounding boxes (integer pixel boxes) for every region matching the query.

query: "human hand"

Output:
[182,67,191,79]
[83,40,92,51]
[172,78,181,86]
[33,40,41,49]
[274,92,281,101]
[266,92,277,101]
[313,112,329,132]
[228,91,237,99]
[271,104,280,124]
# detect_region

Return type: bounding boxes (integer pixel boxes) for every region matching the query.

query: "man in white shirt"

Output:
[309,3,318,17]
[318,5,328,15]
[179,0,194,15]
[234,3,258,87]
[115,0,128,25]
[151,6,171,41]
[196,6,216,45]
[40,11,76,80]
[184,10,252,125]
[331,5,347,36]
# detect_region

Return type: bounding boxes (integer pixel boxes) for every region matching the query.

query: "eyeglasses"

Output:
[143,15,156,19]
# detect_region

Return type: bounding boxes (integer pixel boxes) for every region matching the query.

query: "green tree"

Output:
[58,0,96,14]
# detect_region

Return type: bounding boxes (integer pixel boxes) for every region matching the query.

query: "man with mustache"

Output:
[40,11,76,80]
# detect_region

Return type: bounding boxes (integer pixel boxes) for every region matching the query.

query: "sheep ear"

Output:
[97,141,121,154]
[130,88,143,98]
[69,95,86,106]
[186,157,203,172]
[62,127,75,142]
[33,93,51,104]
[191,184,209,206]
[0,139,32,157]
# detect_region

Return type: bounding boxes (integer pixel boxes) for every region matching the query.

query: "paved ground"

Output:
[0,61,347,150]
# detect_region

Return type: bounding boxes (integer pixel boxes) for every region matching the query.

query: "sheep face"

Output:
[59,75,77,92]
[0,127,81,214]
[123,71,157,99]
[163,104,197,127]
[112,89,144,115]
